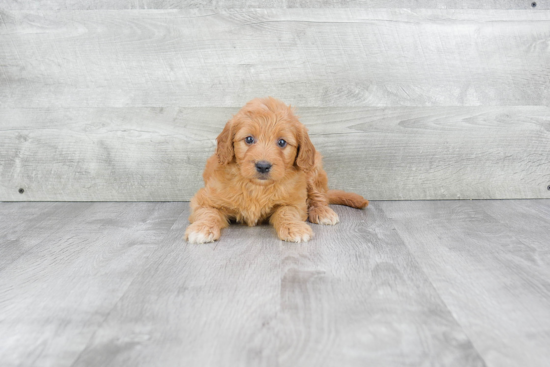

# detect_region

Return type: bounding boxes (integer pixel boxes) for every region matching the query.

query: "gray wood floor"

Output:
[0,200,549,367]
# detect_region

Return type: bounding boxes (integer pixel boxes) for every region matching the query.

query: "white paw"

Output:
[309,206,340,225]
[184,223,220,244]
[278,222,314,243]
[186,231,215,244]
[287,232,312,243]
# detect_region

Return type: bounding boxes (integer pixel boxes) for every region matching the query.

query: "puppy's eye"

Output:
[277,139,287,148]
[245,136,255,145]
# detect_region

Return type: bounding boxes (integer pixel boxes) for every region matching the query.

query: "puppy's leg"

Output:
[308,190,339,225]
[185,207,228,244]
[270,205,313,243]
[307,175,339,226]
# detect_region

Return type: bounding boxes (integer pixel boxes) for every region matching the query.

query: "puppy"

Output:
[185,97,368,243]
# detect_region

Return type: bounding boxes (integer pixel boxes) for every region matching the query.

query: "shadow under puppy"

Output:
[185,97,368,243]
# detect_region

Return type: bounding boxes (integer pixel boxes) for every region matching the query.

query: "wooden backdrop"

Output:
[1,1,549,201]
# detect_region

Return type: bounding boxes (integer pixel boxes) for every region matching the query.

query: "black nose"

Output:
[255,161,272,174]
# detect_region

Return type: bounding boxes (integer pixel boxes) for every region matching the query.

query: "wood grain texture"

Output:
[1,9,549,107]
[379,200,550,367]
[277,204,485,367]
[0,202,183,367]
[0,107,214,201]
[70,206,282,367]
[471,200,550,251]
[0,202,92,270]
[1,201,549,366]
[1,106,548,201]
[0,201,494,367]
[1,0,548,10]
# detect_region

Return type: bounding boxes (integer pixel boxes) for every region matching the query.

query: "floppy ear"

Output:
[216,120,234,165]
[295,125,316,171]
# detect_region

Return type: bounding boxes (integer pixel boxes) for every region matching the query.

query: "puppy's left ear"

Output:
[216,119,234,165]
[296,125,316,172]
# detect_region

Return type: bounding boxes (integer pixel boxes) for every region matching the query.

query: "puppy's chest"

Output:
[230,188,283,226]
[211,170,307,226]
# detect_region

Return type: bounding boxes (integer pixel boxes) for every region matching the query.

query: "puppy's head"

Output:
[216,97,315,185]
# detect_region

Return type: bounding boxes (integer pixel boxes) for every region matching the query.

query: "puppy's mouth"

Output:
[252,174,273,185]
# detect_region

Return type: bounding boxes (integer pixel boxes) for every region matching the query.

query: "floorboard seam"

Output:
[377,202,490,367]
[68,206,186,367]
[0,203,94,276]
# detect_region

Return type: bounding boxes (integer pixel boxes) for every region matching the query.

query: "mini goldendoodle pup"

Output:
[185,97,368,243]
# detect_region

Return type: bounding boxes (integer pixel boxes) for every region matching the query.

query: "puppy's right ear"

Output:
[216,120,234,165]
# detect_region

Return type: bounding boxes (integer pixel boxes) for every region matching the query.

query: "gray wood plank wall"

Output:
[1,2,549,200]
[1,1,548,10]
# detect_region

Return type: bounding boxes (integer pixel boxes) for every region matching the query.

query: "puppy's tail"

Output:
[327,190,369,209]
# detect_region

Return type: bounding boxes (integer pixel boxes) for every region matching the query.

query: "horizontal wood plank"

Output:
[1,9,549,107]
[1,0,548,10]
[1,106,548,200]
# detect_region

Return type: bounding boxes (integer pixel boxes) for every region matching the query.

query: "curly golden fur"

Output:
[185,97,368,243]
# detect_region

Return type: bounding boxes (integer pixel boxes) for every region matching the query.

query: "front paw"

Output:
[308,206,339,225]
[185,222,221,244]
[277,221,314,243]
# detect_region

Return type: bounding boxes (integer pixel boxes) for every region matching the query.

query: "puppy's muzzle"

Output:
[255,161,272,174]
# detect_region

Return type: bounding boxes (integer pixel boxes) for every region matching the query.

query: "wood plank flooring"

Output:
[0,200,549,366]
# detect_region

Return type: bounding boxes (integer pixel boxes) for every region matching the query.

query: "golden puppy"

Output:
[185,97,368,243]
